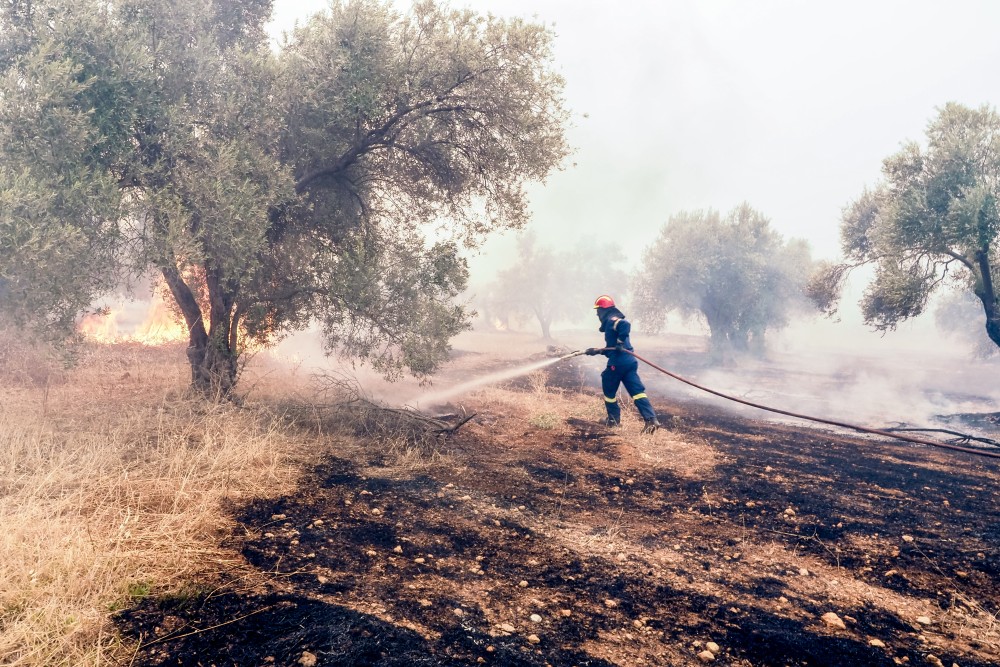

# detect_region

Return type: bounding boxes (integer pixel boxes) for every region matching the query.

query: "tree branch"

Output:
[293,71,491,194]
[161,264,206,345]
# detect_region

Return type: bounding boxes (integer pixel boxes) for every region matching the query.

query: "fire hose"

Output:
[564,348,1000,461]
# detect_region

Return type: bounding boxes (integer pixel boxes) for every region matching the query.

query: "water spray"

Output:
[413,351,584,409]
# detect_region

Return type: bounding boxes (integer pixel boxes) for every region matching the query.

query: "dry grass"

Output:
[0,343,316,666]
[0,326,66,387]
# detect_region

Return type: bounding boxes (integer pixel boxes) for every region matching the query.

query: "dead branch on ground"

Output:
[279,371,477,445]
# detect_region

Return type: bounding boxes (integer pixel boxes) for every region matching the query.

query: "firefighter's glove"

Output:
[584,348,600,356]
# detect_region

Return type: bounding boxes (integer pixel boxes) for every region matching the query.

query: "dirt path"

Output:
[118,377,1000,666]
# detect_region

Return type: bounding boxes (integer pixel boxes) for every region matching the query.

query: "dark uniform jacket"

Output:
[599,308,637,369]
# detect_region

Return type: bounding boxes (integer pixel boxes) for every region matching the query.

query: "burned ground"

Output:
[117,362,1000,666]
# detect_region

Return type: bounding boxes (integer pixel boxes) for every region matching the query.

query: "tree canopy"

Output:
[809,103,1000,352]
[634,204,815,355]
[0,0,569,394]
[484,232,627,338]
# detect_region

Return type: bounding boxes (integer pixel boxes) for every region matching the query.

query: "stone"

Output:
[527,634,541,644]
[697,650,715,662]
[298,652,317,667]
[821,612,846,630]
[603,599,618,608]
[869,638,886,648]
[453,608,464,617]
[705,641,720,653]
[799,568,810,576]
[902,534,914,542]
[530,614,542,623]
[500,623,516,633]
[916,616,932,626]
[518,580,529,588]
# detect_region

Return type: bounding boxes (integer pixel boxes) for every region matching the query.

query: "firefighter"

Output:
[585,295,661,433]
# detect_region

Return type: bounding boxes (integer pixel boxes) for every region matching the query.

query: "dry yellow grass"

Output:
[0,342,316,666]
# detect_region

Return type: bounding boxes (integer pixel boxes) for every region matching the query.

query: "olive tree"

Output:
[634,204,816,355]
[487,232,627,339]
[0,0,569,395]
[809,103,1000,351]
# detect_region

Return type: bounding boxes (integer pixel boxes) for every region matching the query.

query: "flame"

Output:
[79,308,123,343]
[133,299,189,345]
[79,297,189,346]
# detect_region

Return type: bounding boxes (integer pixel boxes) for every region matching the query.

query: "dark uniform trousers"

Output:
[601,361,657,424]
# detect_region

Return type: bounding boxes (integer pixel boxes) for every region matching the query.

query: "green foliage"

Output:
[813,103,1000,351]
[635,204,816,354]
[0,0,569,389]
[529,412,559,430]
[484,232,628,338]
[125,580,152,600]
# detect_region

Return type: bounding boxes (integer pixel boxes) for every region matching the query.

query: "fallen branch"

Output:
[358,400,478,436]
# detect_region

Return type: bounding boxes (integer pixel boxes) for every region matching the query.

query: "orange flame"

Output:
[79,298,189,346]
[78,309,123,343]
[133,299,190,345]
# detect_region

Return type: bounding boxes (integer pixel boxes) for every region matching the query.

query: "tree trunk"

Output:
[986,315,1000,349]
[539,317,552,340]
[730,329,749,352]
[703,320,733,364]
[186,334,239,398]
[702,303,733,364]
[161,264,240,398]
[975,249,1000,351]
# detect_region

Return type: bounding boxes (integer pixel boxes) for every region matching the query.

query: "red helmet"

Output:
[593,294,615,309]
